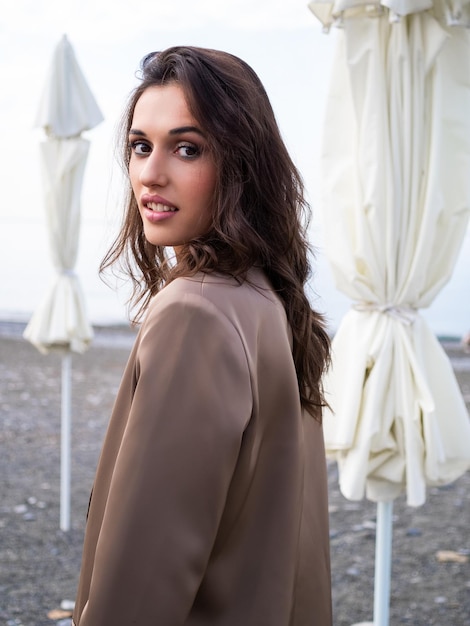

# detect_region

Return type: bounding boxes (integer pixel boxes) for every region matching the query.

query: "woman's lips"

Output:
[142,201,178,223]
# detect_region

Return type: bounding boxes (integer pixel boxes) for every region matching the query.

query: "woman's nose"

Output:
[139,150,169,187]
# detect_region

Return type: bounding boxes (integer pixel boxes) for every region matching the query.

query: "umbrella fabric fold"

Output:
[316,12,470,507]
[24,272,92,355]
[308,0,470,29]
[24,34,103,357]
[35,34,103,138]
[326,313,470,506]
[24,137,93,354]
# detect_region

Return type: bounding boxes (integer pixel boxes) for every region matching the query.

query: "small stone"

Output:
[346,567,360,576]
[362,520,376,530]
[27,496,37,505]
[434,596,447,604]
[23,512,36,521]
[13,504,27,514]
[47,610,71,620]
[60,599,75,611]
[436,550,468,563]
[406,527,422,537]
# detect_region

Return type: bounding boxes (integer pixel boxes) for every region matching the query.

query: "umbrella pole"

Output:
[373,500,393,626]
[352,500,394,626]
[60,352,72,531]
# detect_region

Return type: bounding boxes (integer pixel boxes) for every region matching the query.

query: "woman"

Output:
[73,46,332,625]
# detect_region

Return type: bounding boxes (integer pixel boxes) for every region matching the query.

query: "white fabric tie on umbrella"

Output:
[24,35,103,531]
[308,4,470,624]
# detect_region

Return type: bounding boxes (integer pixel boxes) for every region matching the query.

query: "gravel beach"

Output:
[1,322,469,626]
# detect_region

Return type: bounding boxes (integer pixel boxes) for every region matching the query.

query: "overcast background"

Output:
[0,0,468,337]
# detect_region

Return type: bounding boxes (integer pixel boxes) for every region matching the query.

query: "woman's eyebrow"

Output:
[169,125,205,137]
[129,126,205,137]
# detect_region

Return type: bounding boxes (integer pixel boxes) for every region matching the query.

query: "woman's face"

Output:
[128,84,217,251]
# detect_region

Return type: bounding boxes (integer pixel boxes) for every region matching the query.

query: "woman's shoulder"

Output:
[137,269,290,369]
[146,268,284,327]
[171,269,278,307]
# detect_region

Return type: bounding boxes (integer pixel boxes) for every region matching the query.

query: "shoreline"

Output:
[1,318,467,345]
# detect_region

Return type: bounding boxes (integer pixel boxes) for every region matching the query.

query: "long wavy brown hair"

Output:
[101,46,330,420]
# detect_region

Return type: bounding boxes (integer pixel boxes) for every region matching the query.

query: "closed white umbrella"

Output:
[309,0,470,28]
[24,34,103,531]
[308,3,470,624]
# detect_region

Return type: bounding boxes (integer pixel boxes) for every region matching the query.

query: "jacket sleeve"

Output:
[80,292,253,625]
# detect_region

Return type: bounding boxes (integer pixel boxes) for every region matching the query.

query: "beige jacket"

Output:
[73,269,332,625]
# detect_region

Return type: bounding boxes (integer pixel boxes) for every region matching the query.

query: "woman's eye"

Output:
[176,143,200,159]
[129,141,151,156]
